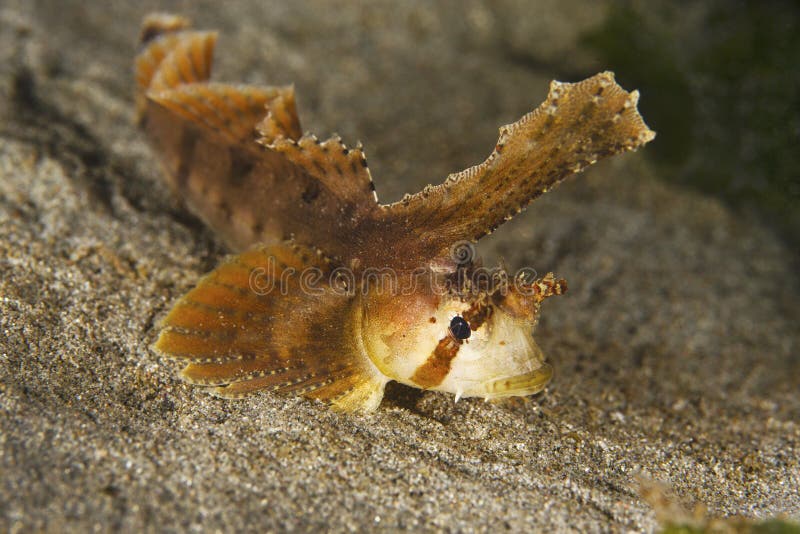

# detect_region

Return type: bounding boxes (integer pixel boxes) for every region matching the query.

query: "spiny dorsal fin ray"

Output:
[149,83,296,144]
[381,71,656,258]
[153,242,387,412]
[255,90,303,143]
[263,134,378,205]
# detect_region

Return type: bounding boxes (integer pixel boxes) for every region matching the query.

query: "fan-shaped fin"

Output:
[149,83,297,144]
[380,72,656,259]
[153,243,389,412]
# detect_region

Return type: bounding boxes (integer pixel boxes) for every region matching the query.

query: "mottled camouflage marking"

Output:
[137,14,654,411]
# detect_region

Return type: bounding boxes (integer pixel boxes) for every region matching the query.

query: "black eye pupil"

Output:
[449,316,471,340]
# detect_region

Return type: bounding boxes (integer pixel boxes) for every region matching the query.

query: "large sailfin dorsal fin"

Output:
[379,72,655,260]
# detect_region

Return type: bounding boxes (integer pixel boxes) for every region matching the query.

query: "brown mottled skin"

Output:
[138,14,655,411]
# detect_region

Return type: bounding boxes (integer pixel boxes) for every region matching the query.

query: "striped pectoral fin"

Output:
[153,242,388,412]
[214,362,387,413]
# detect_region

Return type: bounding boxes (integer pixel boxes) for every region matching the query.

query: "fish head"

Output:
[359,265,566,400]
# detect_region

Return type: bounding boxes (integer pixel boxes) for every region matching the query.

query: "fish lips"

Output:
[481,362,554,399]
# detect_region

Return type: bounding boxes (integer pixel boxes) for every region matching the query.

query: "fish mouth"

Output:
[482,363,553,399]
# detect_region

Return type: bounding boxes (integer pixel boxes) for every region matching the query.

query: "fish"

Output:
[136,13,655,412]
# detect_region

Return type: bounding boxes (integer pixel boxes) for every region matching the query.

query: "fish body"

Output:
[137,14,654,411]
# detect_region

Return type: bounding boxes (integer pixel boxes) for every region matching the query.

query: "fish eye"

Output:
[449,316,471,340]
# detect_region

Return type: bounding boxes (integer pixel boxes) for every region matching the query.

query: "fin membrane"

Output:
[255,91,303,143]
[154,242,388,412]
[137,15,303,145]
[135,26,216,119]
[263,134,377,205]
[147,31,217,93]
[381,72,656,259]
[149,83,299,144]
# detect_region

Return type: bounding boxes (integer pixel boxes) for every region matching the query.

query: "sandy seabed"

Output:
[1,1,798,531]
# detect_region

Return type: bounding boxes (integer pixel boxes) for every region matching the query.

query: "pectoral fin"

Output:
[154,243,388,412]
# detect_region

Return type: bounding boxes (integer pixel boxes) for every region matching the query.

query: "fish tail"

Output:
[134,14,313,251]
[134,14,217,121]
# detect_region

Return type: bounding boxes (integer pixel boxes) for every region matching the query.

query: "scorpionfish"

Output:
[136,14,654,412]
